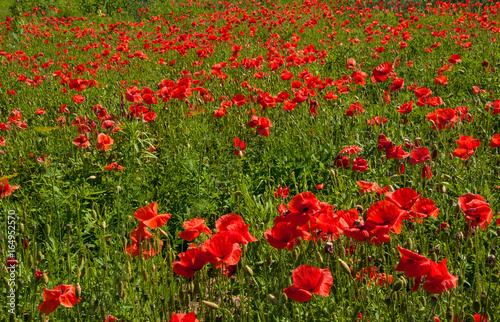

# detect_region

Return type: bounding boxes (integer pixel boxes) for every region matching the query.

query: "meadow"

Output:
[1,0,500,321]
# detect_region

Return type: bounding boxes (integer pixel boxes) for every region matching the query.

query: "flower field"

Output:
[1,0,500,320]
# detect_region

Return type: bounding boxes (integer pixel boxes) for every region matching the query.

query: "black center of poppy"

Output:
[302,207,309,212]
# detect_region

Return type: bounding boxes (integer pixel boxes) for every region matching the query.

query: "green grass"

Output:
[1,0,500,321]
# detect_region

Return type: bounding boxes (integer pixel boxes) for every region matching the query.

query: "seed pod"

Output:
[202,300,220,310]
[338,259,351,276]
[324,242,334,254]
[28,255,34,268]
[268,294,277,305]
[467,238,474,249]
[244,265,254,276]
[75,283,81,298]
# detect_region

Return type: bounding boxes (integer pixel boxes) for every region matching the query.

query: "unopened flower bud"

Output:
[202,301,220,310]
[324,242,334,254]
[338,259,351,276]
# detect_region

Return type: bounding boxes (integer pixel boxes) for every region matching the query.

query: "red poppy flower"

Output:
[203,232,242,268]
[314,206,348,237]
[216,214,257,244]
[371,62,393,83]
[413,197,439,219]
[132,202,171,230]
[173,247,212,278]
[408,147,431,165]
[339,209,370,242]
[364,200,405,240]
[386,188,422,212]
[356,181,389,194]
[453,135,480,160]
[283,265,333,302]
[281,70,294,81]
[288,192,321,218]
[340,145,362,155]
[422,164,432,179]
[69,79,88,91]
[378,134,394,151]
[37,284,81,314]
[390,78,405,91]
[434,75,448,85]
[1,179,19,198]
[398,101,413,114]
[169,312,200,322]
[422,259,458,294]
[72,95,85,104]
[256,117,272,137]
[73,135,90,149]
[426,108,459,130]
[448,54,462,64]
[126,223,163,259]
[414,87,432,98]
[489,134,500,148]
[96,133,114,151]
[104,162,124,170]
[264,221,310,251]
[275,185,290,199]
[385,145,409,160]
[345,102,364,116]
[352,157,369,172]
[36,108,46,115]
[105,316,117,322]
[177,218,212,242]
[356,266,393,287]
[346,58,356,69]
[367,116,387,127]
[394,246,431,278]
[232,94,247,106]
[458,193,493,230]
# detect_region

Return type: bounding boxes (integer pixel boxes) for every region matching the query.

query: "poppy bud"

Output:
[292,247,300,262]
[467,238,474,249]
[118,281,126,299]
[158,228,169,239]
[329,168,336,177]
[42,273,49,285]
[234,191,242,196]
[338,259,351,276]
[243,244,248,253]
[265,255,273,269]
[473,301,481,313]
[20,223,24,233]
[392,277,406,291]
[315,251,324,264]
[497,226,500,236]
[76,283,82,298]
[76,267,82,279]
[398,163,405,174]
[432,145,438,159]
[414,137,422,147]
[430,252,438,262]
[238,150,244,158]
[28,255,34,268]
[268,294,277,305]
[244,265,254,276]
[202,301,220,310]
[116,186,122,193]
[81,266,87,278]
[104,234,111,241]
[46,225,51,236]
[442,185,447,194]
[102,221,106,229]
[37,252,44,262]
[324,242,334,254]
[142,269,149,282]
